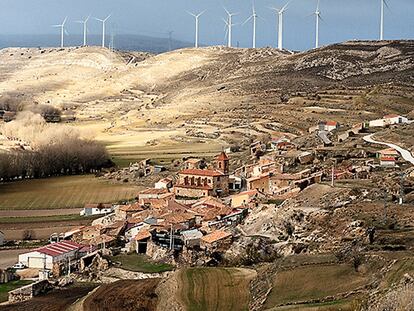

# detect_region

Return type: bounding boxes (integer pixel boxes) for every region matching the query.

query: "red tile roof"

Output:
[201,230,232,244]
[179,169,224,177]
[380,156,396,161]
[139,188,169,195]
[134,229,152,241]
[217,151,229,161]
[325,121,338,126]
[384,114,400,119]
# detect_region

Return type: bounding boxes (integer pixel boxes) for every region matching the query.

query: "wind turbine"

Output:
[243,4,261,48]
[52,17,68,48]
[313,0,322,49]
[379,0,389,40]
[75,15,90,46]
[188,11,205,48]
[95,14,111,48]
[223,8,238,48]
[270,1,290,50]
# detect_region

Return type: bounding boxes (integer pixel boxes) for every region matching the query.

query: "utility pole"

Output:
[383,190,387,224]
[168,31,173,51]
[331,164,335,187]
[399,172,404,205]
[169,224,173,250]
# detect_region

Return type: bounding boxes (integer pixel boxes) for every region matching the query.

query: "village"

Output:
[1,112,414,305]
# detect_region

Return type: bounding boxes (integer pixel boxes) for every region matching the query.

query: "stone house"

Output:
[200,230,232,252]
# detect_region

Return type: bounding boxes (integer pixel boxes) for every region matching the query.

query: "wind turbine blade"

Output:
[383,0,391,11]
[242,15,253,25]
[104,14,112,21]
[63,16,68,25]
[65,29,69,36]
[197,10,206,17]
[187,11,196,17]
[51,25,61,27]
[74,20,83,24]
[281,0,292,12]
[223,7,230,16]
[85,15,91,22]
[318,14,325,22]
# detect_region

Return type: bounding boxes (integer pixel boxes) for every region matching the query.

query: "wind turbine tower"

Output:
[223,8,238,48]
[95,14,111,48]
[75,15,90,46]
[244,4,262,48]
[314,0,322,49]
[188,11,205,48]
[52,17,67,48]
[271,1,290,50]
[380,0,389,40]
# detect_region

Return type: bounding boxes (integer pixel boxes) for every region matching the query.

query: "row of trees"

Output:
[0,138,111,180]
[0,111,111,181]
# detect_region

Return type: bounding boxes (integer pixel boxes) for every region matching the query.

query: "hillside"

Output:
[0,41,413,163]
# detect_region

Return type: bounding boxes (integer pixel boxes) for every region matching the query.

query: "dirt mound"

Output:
[83,279,160,311]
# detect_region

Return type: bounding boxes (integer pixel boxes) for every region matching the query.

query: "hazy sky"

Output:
[1,0,413,50]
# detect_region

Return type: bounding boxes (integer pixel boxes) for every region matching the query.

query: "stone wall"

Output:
[8,280,51,303]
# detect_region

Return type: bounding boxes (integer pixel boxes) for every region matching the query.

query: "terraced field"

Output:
[176,267,256,311]
[263,264,371,310]
[0,175,141,210]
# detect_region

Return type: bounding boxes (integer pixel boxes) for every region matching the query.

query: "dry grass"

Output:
[177,267,256,311]
[264,264,370,309]
[0,175,140,210]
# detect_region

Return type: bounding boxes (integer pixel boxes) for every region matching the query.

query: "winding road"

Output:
[363,134,414,165]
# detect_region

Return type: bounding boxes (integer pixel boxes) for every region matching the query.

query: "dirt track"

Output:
[83,279,160,311]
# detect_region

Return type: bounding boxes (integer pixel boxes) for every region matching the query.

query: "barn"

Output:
[18,241,82,269]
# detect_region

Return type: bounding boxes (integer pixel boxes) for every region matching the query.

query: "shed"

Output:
[18,241,82,270]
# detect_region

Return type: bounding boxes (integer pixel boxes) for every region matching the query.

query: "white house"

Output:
[154,177,173,190]
[380,156,396,167]
[138,188,171,199]
[80,204,113,216]
[0,231,4,246]
[18,241,82,270]
[369,114,409,128]
[125,223,148,241]
[229,175,242,191]
[319,121,339,132]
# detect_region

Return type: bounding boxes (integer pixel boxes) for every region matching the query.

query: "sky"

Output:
[0,0,413,51]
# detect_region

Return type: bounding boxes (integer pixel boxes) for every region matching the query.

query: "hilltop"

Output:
[0,41,413,162]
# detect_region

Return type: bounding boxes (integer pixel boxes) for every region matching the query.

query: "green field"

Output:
[264,264,370,309]
[0,175,140,210]
[177,267,256,311]
[109,253,174,273]
[0,280,33,303]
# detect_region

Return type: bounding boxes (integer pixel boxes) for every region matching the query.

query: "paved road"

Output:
[363,134,414,165]
[0,249,30,269]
